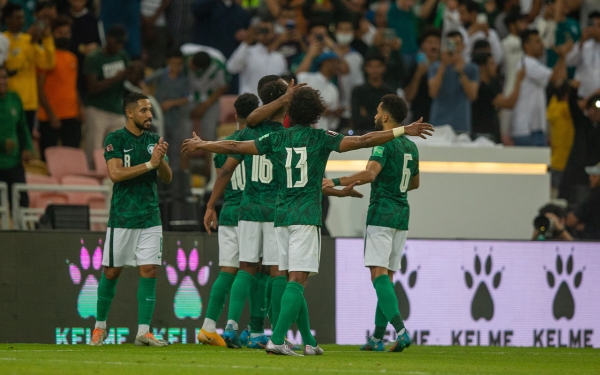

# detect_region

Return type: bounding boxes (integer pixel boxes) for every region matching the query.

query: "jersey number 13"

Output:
[285,147,308,188]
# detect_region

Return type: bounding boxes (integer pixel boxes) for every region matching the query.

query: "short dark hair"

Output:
[473,39,490,51]
[165,48,184,60]
[258,80,287,105]
[419,27,442,45]
[520,29,539,46]
[589,10,600,20]
[52,15,72,31]
[380,94,408,124]
[257,75,280,93]
[35,0,55,13]
[472,52,492,66]
[123,92,149,113]
[234,93,259,119]
[539,203,567,219]
[364,51,386,65]
[460,0,480,13]
[106,24,127,43]
[1,3,23,23]
[446,30,463,41]
[191,51,211,70]
[504,8,526,29]
[288,87,326,126]
[335,14,358,30]
[587,94,600,109]
[307,20,329,34]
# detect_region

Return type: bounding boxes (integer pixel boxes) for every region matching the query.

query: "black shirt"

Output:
[575,187,600,240]
[351,82,396,134]
[66,9,101,96]
[472,79,502,143]
[405,64,432,123]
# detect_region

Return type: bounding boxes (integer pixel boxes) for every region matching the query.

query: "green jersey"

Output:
[84,49,129,115]
[231,120,284,222]
[104,128,163,229]
[366,137,419,230]
[213,130,245,226]
[255,125,345,227]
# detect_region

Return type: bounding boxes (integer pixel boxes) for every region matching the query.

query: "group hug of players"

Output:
[88,75,434,356]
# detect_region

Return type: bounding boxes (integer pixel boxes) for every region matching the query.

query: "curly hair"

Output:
[234,93,259,119]
[258,80,287,105]
[288,87,326,127]
[380,94,408,124]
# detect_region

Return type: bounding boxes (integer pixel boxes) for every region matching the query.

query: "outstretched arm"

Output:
[322,181,363,198]
[323,161,382,188]
[181,132,260,155]
[204,157,240,234]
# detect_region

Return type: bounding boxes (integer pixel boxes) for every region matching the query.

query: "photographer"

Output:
[566,163,600,240]
[532,203,574,241]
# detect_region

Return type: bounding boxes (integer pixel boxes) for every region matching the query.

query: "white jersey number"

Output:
[399,154,413,193]
[230,160,246,191]
[285,147,308,188]
[251,155,273,184]
[124,154,131,168]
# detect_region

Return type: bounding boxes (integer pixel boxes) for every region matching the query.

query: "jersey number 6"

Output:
[400,154,413,193]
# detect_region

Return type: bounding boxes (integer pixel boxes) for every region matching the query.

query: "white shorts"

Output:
[238,220,278,265]
[364,225,408,270]
[103,226,163,267]
[276,225,321,275]
[218,225,239,267]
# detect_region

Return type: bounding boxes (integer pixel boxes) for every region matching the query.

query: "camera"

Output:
[533,215,553,240]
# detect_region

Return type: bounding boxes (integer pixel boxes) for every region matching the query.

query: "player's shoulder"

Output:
[399,136,419,156]
[225,130,241,141]
[106,127,127,141]
[144,130,161,142]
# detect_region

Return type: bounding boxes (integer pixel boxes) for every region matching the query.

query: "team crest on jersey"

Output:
[105,144,113,152]
[147,144,155,154]
[325,130,338,137]
[372,146,384,157]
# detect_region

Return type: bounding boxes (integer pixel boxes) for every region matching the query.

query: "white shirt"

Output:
[566,39,600,98]
[339,51,364,119]
[0,33,8,66]
[226,42,287,97]
[297,71,340,130]
[501,34,523,95]
[511,55,552,137]
[460,27,504,65]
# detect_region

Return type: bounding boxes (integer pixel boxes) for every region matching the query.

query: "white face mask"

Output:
[274,23,285,35]
[336,32,354,46]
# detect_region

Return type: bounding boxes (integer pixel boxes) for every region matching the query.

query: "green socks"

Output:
[202,271,236,331]
[227,270,255,327]
[96,273,118,323]
[266,275,273,320]
[137,277,157,326]
[249,272,269,334]
[271,281,305,345]
[269,276,287,329]
[373,275,405,333]
[296,295,317,347]
[373,303,388,340]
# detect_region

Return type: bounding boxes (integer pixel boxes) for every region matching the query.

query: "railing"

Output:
[0,182,8,229]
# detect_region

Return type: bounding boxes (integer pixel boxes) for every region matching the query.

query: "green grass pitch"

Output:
[1,344,598,375]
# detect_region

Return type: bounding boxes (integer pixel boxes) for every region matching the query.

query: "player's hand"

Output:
[342,181,363,198]
[204,206,218,234]
[150,137,167,167]
[5,139,16,154]
[283,79,307,103]
[181,132,204,155]
[403,117,434,139]
[322,178,334,189]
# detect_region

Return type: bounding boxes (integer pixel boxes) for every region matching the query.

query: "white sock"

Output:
[250,332,264,338]
[202,318,216,333]
[371,337,381,342]
[398,328,406,335]
[226,320,238,330]
[137,324,150,336]
[95,321,106,329]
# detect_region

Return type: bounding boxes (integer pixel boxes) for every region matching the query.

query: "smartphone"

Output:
[447,38,457,53]
[383,28,397,41]
[476,13,488,24]
[315,34,324,42]
[285,20,296,30]
[416,52,427,64]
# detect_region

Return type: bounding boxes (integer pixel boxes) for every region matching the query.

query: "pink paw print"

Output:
[68,239,103,319]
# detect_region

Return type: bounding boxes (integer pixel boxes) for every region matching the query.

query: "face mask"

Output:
[54,37,71,50]
[336,32,353,46]
[274,23,285,35]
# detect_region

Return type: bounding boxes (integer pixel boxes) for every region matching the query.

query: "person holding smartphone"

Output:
[458,0,504,64]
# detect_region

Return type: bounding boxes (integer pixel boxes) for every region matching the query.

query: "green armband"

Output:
[332,178,341,186]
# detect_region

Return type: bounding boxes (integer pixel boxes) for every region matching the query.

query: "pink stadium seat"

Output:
[219,95,238,124]
[25,173,68,209]
[61,176,107,210]
[45,146,105,182]
[93,149,108,178]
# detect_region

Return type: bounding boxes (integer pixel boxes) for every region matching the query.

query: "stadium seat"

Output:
[93,149,108,178]
[61,176,107,210]
[25,173,68,209]
[218,95,238,124]
[45,146,105,182]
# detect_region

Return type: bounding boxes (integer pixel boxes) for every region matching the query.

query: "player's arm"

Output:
[204,157,240,234]
[181,132,260,155]
[107,139,167,183]
[156,158,172,184]
[246,80,306,127]
[324,161,382,188]
[322,181,363,198]
[338,119,434,152]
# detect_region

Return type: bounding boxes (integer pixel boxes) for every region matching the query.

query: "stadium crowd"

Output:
[1,0,600,236]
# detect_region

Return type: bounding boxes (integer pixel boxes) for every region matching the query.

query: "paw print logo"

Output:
[545,249,584,320]
[463,248,503,321]
[165,242,211,319]
[392,250,419,320]
[67,239,103,319]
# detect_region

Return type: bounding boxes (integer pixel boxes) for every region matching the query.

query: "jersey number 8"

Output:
[400,154,413,193]
[285,147,308,188]
[124,154,131,167]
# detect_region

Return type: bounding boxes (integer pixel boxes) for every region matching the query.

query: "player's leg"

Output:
[199,225,239,346]
[387,230,411,352]
[133,226,168,346]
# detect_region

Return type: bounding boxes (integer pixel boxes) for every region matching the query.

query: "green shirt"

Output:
[84,48,129,114]
[255,125,344,227]
[0,92,33,169]
[213,130,245,226]
[232,120,284,222]
[366,137,419,230]
[104,128,163,229]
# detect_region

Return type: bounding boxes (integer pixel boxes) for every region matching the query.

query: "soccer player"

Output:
[89,92,173,346]
[182,87,433,355]
[323,95,419,353]
[197,93,260,346]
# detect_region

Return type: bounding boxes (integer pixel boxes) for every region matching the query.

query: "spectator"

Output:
[141,49,189,171]
[471,38,491,56]
[566,163,600,240]
[0,32,8,66]
[368,27,406,90]
[545,0,580,77]
[34,0,57,22]
[165,0,195,47]
[532,203,574,240]
[351,52,395,134]
[83,25,132,166]
[3,2,56,133]
[509,29,570,146]
[272,6,306,68]
[99,0,142,59]
[387,0,419,65]
[65,0,101,97]
[428,31,479,132]
[227,19,287,97]
[494,0,521,38]
[294,20,350,75]
[546,81,574,191]
[458,0,504,64]
[579,0,600,30]
[37,15,82,161]
[0,66,32,209]
[471,52,524,143]
[347,15,369,58]
[141,0,170,69]
[438,0,462,39]
[404,27,441,123]
[192,0,250,59]
[297,52,342,130]
[188,51,230,141]
[4,0,36,31]
[500,10,527,144]
[566,11,600,102]
[301,0,355,27]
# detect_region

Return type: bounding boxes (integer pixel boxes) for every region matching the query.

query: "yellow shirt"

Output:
[546,95,575,171]
[3,32,55,111]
